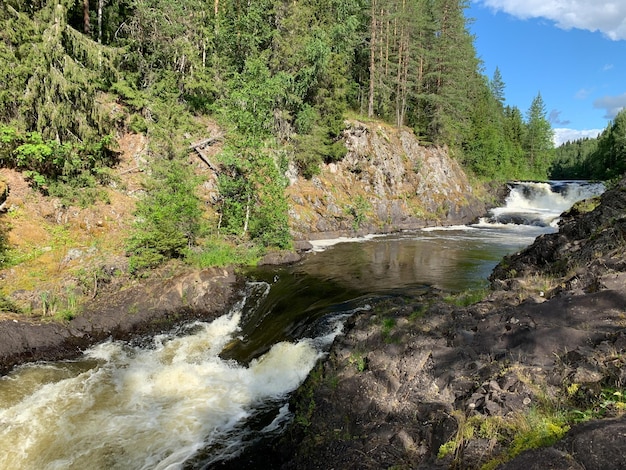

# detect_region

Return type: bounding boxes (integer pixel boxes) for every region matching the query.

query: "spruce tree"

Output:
[524,93,554,178]
[490,66,505,107]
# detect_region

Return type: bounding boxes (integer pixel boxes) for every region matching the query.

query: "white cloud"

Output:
[593,92,626,119]
[575,88,593,100]
[480,0,626,40]
[553,128,602,146]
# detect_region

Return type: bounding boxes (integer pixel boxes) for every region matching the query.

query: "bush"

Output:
[184,239,263,268]
[218,143,292,249]
[0,125,118,198]
[0,293,20,313]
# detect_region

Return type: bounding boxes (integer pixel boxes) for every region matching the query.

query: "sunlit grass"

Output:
[184,238,264,268]
[444,286,490,307]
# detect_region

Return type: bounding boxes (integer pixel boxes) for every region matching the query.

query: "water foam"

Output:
[0,305,325,469]
[484,181,604,228]
[309,234,382,252]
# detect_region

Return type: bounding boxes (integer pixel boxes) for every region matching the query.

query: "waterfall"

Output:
[0,181,606,469]
[480,181,604,228]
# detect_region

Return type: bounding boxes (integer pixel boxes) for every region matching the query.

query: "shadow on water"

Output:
[220,229,524,365]
[219,266,385,365]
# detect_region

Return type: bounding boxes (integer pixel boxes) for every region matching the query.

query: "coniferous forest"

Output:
[551,109,626,181]
[0,0,620,270]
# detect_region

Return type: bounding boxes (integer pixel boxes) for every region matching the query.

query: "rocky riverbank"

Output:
[257,178,626,469]
[2,122,623,468]
[0,266,244,375]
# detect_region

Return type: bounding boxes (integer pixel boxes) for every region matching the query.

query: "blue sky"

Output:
[468,0,626,146]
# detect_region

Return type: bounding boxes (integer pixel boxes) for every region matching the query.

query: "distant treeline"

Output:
[551,109,626,181]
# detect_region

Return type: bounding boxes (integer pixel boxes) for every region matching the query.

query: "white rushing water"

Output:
[0,283,347,470]
[300,181,605,292]
[479,180,605,228]
[310,181,605,254]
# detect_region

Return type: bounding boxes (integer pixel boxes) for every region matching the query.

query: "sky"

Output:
[468,0,626,146]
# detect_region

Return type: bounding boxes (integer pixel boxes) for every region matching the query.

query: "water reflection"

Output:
[299,227,545,293]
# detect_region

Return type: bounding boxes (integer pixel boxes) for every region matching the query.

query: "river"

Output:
[0,181,604,469]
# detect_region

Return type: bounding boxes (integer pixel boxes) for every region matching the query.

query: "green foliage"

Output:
[381,316,396,341]
[1,2,117,143]
[551,137,598,179]
[0,0,575,279]
[439,407,570,469]
[506,411,569,457]
[347,195,371,230]
[0,292,20,313]
[213,53,293,249]
[127,157,203,274]
[348,352,368,372]
[294,120,348,179]
[523,93,555,177]
[551,108,626,180]
[0,217,9,269]
[218,142,292,249]
[567,385,626,422]
[444,286,489,306]
[0,124,117,197]
[53,288,81,322]
[464,80,556,181]
[293,362,324,428]
[588,109,626,180]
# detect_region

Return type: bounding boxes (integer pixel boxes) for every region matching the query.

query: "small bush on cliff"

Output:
[0,293,20,313]
[0,125,118,198]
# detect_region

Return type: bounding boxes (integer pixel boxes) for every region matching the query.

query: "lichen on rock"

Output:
[287,121,486,240]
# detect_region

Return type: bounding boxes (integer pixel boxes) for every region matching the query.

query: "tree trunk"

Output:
[97,0,103,43]
[83,0,90,35]
[243,195,251,236]
[368,0,377,118]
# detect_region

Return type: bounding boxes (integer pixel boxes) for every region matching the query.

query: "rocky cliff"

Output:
[287,121,486,240]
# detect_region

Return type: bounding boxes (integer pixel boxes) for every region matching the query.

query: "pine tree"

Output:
[590,109,626,179]
[524,93,554,178]
[1,1,116,143]
[490,66,505,106]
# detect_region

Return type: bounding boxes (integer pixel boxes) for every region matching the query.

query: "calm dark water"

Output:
[223,224,548,364]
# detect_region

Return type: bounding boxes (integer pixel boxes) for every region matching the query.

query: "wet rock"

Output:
[293,240,313,252]
[257,250,301,265]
